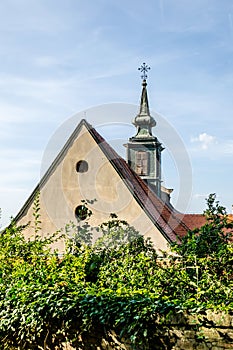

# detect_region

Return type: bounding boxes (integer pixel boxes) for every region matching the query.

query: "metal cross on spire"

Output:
[138,62,150,80]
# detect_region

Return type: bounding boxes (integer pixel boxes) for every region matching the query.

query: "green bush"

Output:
[0,194,232,349]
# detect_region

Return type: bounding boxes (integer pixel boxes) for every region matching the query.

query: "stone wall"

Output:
[157,310,233,350]
[59,311,233,350]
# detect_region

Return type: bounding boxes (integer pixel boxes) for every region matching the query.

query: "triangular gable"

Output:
[15,119,189,251]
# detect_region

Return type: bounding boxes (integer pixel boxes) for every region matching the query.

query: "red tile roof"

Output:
[183,213,233,230]
[182,214,206,231]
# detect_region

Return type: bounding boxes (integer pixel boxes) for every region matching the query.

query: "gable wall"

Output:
[17,124,169,253]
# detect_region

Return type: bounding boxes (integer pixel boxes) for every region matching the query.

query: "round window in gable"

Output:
[75,205,89,221]
[76,160,88,173]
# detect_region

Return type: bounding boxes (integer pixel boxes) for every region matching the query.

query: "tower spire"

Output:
[138,79,154,123]
[131,63,156,140]
[126,63,164,198]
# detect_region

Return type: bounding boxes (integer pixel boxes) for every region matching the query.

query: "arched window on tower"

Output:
[135,151,148,175]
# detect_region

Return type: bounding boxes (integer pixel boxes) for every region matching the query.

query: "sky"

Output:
[0,0,233,227]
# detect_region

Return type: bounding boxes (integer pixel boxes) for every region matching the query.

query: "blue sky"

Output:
[1,0,233,227]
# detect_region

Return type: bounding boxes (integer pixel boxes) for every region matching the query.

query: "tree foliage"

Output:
[0,194,232,349]
[173,193,233,258]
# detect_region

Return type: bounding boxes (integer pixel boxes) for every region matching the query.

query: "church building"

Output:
[14,65,204,253]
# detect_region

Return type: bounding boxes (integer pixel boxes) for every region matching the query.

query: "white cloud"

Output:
[34,56,63,68]
[193,193,209,199]
[0,75,69,96]
[0,103,29,123]
[221,140,233,156]
[190,134,233,157]
[0,149,41,180]
[0,148,42,227]
[158,0,219,33]
[191,132,217,150]
[0,1,69,33]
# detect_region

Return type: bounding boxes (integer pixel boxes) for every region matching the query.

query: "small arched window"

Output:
[76,160,88,173]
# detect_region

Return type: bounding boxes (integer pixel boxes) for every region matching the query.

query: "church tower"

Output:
[126,63,164,198]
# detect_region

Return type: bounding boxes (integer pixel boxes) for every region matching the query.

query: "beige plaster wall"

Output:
[17,124,169,253]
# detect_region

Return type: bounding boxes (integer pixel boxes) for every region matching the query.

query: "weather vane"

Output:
[138,62,150,80]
